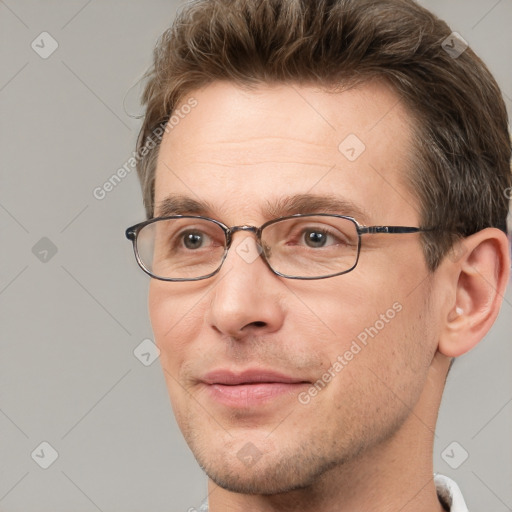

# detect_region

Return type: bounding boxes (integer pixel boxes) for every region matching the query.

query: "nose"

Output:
[206,233,286,339]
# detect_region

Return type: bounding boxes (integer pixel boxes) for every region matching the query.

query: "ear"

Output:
[438,228,510,358]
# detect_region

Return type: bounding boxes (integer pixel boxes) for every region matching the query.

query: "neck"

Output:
[207,352,451,512]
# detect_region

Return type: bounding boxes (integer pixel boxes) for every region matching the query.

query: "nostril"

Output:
[252,321,267,328]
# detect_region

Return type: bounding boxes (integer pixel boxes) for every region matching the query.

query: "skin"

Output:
[148,80,510,512]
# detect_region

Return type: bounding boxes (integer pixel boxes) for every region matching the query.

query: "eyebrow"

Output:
[154,193,371,224]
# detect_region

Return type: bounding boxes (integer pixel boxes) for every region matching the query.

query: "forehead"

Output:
[154,80,418,225]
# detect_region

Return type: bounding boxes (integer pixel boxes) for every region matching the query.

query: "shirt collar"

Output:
[434,474,469,512]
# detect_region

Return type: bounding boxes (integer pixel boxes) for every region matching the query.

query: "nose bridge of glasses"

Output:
[226,225,260,246]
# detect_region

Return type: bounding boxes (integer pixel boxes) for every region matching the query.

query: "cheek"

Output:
[148,282,205,372]
[304,271,434,383]
[314,298,433,439]
[148,283,211,428]
[296,273,400,344]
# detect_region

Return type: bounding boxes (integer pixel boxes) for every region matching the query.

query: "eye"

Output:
[182,231,206,249]
[180,230,213,250]
[297,225,347,248]
[275,221,351,250]
[303,229,330,248]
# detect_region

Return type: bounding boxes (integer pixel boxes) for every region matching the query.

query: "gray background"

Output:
[0,0,510,511]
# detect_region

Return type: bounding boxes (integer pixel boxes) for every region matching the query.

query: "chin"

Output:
[203,461,317,495]
[194,440,345,496]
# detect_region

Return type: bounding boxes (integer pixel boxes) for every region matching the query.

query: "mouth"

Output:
[200,369,311,408]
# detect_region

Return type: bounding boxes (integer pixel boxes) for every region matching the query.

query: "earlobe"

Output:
[438,228,510,358]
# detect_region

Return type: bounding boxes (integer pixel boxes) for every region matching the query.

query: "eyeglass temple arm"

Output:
[359,226,424,234]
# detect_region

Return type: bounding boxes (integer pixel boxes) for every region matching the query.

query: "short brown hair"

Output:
[136,0,511,269]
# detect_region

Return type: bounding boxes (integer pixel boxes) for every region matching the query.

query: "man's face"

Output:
[149,81,441,493]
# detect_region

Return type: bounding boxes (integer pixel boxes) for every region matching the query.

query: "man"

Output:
[125,0,511,510]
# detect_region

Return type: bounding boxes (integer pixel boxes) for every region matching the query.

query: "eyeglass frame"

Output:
[125,213,431,282]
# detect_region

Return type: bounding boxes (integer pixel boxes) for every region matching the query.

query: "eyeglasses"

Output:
[125,214,427,281]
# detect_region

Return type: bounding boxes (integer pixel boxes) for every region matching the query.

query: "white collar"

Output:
[434,474,469,512]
